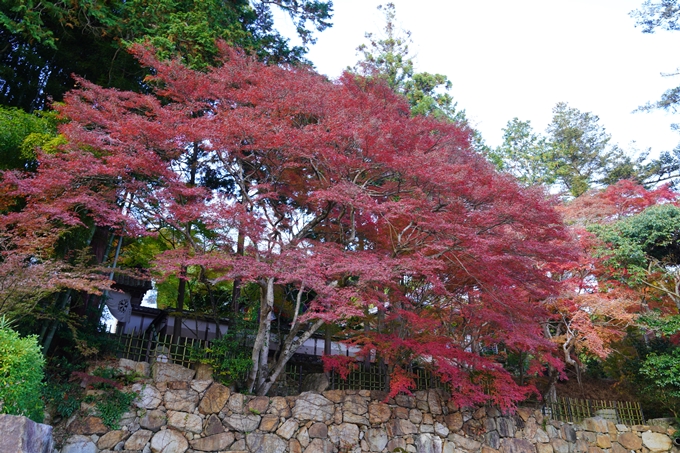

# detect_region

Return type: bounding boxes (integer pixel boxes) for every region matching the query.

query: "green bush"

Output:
[89,388,136,430]
[190,333,253,389]
[43,382,82,419]
[0,317,45,422]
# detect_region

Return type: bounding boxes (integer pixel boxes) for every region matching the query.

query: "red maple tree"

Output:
[3,44,577,406]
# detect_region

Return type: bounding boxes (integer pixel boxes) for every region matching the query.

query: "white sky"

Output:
[277,0,680,156]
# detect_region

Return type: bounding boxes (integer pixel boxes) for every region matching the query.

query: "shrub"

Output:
[190,333,253,389]
[0,316,45,422]
[43,381,82,419]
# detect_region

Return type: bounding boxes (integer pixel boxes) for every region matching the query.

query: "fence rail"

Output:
[327,363,449,392]
[109,330,449,393]
[108,329,208,369]
[108,331,643,422]
[543,397,644,425]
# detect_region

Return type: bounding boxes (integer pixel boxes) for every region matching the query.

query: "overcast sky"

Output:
[278,0,680,157]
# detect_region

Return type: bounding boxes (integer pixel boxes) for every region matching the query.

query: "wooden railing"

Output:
[543,397,644,425]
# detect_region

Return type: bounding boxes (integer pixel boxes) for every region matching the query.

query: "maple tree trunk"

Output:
[232,229,245,314]
[42,290,71,353]
[247,277,274,394]
[544,366,559,403]
[256,318,325,396]
[173,270,186,340]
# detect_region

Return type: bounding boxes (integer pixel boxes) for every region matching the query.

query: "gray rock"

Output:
[583,418,609,434]
[597,434,612,449]
[485,417,497,432]
[550,438,569,453]
[417,433,444,453]
[190,379,213,393]
[524,418,539,440]
[268,396,291,417]
[546,424,559,439]
[451,433,481,451]
[164,388,199,413]
[149,429,188,453]
[444,412,464,431]
[343,394,368,415]
[259,414,280,432]
[442,440,456,453]
[498,417,516,437]
[198,383,230,414]
[125,429,154,450]
[204,414,224,436]
[618,432,643,450]
[395,394,416,408]
[167,411,203,434]
[303,438,335,453]
[366,428,388,452]
[501,438,536,453]
[308,422,328,438]
[435,422,450,438]
[132,384,162,410]
[535,428,550,443]
[298,426,310,448]
[190,432,235,452]
[368,402,391,424]
[343,411,370,426]
[224,413,261,432]
[231,439,247,450]
[139,409,166,432]
[428,390,443,415]
[0,414,53,453]
[561,425,577,442]
[248,396,271,414]
[487,407,502,417]
[62,435,96,453]
[152,362,196,383]
[301,373,330,393]
[290,438,303,453]
[118,410,137,429]
[97,430,130,450]
[389,438,408,452]
[574,440,589,453]
[328,423,360,446]
[276,419,299,440]
[642,431,673,452]
[400,419,419,435]
[486,431,501,450]
[227,393,246,414]
[292,392,335,422]
[421,423,435,433]
[410,408,424,424]
[118,359,150,377]
[67,416,108,435]
[247,433,287,453]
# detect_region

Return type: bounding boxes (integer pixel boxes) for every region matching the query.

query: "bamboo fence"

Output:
[543,397,644,425]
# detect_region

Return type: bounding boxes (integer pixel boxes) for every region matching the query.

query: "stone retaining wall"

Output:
[59,361,679,453]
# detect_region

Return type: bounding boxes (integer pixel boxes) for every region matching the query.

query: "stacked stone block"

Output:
[58,361,679,453]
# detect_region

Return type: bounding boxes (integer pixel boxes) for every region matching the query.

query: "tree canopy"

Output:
[0,0,333,111]
[490,104,649,196]
[0,44,576,405]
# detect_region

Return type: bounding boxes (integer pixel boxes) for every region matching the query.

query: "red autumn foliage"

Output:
[2,43,578,406]
[558,179,678,225]
[322,354,358,381]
